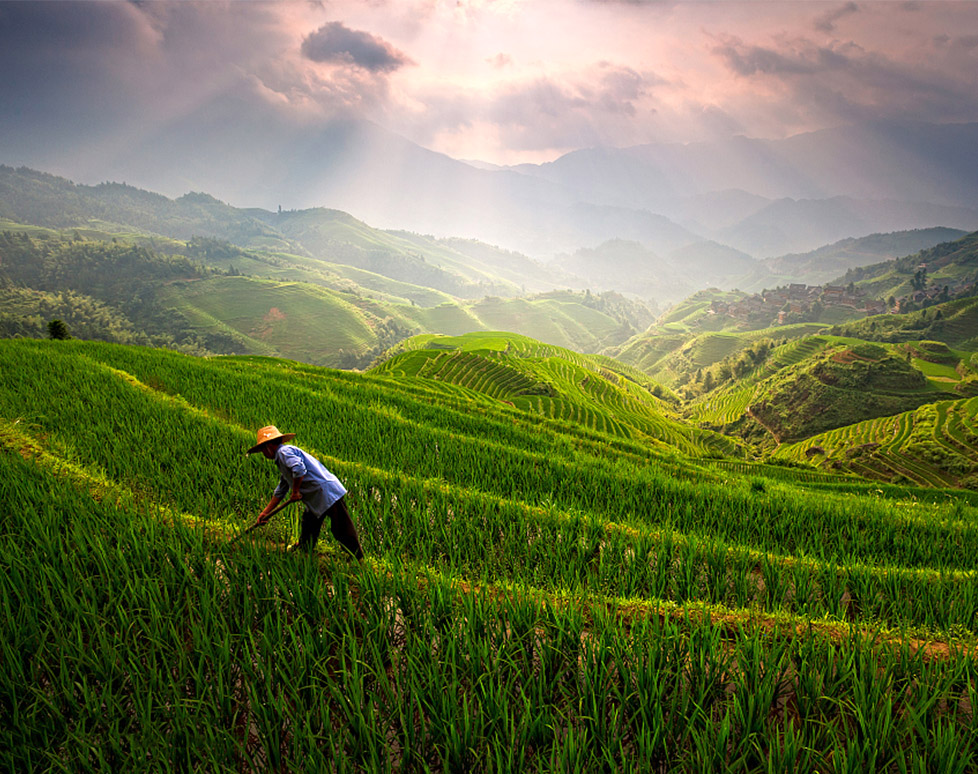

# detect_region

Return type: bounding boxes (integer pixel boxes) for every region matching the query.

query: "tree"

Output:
[912,268,927,291]
[47,318,71,340]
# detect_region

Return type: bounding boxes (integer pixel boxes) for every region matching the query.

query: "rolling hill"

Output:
[0,223,653,366]
[692,340,954,446]
[371,331,738,457]
[775,395,978,489]
[0,164,571,300]
[761,228,967,287]
[834,230,978,307]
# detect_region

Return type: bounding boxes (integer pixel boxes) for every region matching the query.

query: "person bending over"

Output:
[247,425,363,559]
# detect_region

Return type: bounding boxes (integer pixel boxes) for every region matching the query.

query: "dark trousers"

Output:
[297,496,364,559]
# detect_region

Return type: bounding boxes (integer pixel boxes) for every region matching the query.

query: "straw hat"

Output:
[246,425,296,455]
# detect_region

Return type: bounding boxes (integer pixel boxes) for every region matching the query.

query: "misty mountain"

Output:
[0,165,570,300]
[514,121,978,210]
[508,120,978,256]
[283,119,978,260]
[716,197,978,258]
[763,228,969,286]
[21,117,978,266]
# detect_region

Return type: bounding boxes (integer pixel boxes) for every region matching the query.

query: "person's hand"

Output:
[255,510,272,526]
[288,491,303,503]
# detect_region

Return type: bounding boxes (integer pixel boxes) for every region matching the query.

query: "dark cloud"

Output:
[713,38,815,76]
[301,21,412,73]
[814,2,859,33]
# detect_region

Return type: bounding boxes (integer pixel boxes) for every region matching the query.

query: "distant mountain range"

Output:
[9,118,978,263]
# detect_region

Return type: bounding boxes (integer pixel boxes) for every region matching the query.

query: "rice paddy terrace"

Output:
[3,338,978,771]
[776,396,978,489]
[371,332,738,457]
[688,338,959,447]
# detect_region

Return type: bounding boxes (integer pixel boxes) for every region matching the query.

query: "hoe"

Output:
[228,497,299,545]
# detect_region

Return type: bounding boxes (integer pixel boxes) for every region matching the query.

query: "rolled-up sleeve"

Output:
[272,477,289,499]
[278,446,308,479]
[271,444,345,516]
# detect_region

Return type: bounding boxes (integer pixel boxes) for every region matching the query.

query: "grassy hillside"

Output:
[4,338,978,769]
[686,336,836,426]
[154,276,401,367]
[838,230,978,303]
[0,165,569,300]
[763,227,968,285]
[0,225,652,365]
[608,322,827,388]
[371,332,735,456]
[776,396,978,489]
[721,342,951,445]
[833,295,978,351]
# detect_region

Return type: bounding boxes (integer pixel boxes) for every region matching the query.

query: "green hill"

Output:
[721,341,951,446]
[0,226,653,365]
[832,295,978,351]
[0,165,567,299]
[775,396,978,489]
[836,230,978,304]
[763,227,968,285]
[4,337,978,768]
[371,331,736,456]
[608,322,827,388]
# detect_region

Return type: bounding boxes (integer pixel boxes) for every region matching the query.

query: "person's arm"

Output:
[290,476,304,502]
[256,495,282,525]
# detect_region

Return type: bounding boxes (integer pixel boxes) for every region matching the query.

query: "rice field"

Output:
[777,396,978,489]
[373,333,736,457]
[3,338,978,772]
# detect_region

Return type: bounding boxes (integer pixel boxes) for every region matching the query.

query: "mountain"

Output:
[715,197,978,258]
[0,164,571,299]
[762,228,968,286]
[515,121,978,213]
[551,239,757,305]
[17,119,978,263]
[832,230,978,309]
[509,121,978,257]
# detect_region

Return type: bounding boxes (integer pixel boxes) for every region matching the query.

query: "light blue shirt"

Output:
[272,444,347,516]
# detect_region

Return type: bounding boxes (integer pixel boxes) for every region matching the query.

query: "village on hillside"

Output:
[708,273,976,329]
[710,283,886,327]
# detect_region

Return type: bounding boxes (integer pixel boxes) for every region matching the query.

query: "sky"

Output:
[1,0,977,188]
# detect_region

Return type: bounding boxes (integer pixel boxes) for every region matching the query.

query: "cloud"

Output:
[710,32,978,132]
[407,63,663,156]
[712,37,816,77]
[301,21,412,73]
[814,2,859,33]
[487,53,513,69]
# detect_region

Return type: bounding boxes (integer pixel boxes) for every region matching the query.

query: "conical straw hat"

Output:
[246,425,296,455]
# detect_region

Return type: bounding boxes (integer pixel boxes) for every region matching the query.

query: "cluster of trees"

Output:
[579,289,657,333]
[677,338,779,398]
[0,231,224,355]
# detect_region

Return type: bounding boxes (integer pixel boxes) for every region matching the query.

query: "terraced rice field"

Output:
[687,337,832,425]
[777,396,978,488]
[375,333,738,457]
[3,339,977,771]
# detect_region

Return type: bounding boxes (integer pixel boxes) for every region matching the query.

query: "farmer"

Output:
[247,425,364,560]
